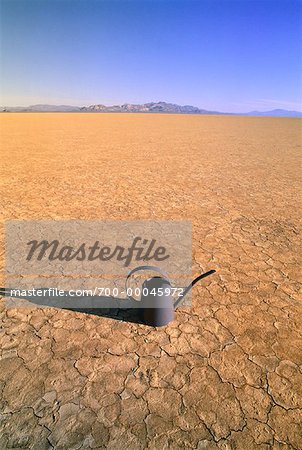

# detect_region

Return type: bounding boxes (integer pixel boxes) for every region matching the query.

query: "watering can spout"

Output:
[174,269,216,308]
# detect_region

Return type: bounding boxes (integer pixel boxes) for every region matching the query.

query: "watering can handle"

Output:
[126,265,169,281]
[125,265,170,302]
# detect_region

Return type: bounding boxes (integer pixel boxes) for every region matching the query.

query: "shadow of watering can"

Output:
[126,265,216,327]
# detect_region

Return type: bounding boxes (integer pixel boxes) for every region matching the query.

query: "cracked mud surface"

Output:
[0,113,301,449]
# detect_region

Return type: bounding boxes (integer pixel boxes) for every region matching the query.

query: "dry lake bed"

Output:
[0,113,301,449]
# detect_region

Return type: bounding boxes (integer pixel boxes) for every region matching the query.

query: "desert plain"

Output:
[0,113,301,449]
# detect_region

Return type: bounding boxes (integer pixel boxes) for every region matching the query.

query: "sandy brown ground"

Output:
[0,113,301,449]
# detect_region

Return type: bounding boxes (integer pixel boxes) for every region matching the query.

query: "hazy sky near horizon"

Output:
[1,0,301,112]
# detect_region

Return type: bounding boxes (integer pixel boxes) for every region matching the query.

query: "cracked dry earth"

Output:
[0,113,301,449]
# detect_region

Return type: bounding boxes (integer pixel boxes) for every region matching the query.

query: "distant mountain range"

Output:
[1,104,81,112]
[244,109,302,117]
[80,102,221,114]
[1,102,301,116]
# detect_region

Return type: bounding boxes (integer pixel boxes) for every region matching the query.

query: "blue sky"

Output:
[0,0,301,112]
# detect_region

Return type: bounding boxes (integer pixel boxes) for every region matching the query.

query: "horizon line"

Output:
[1,100,302,115]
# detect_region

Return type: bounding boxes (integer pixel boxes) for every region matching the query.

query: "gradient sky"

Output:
[1,0,301,112]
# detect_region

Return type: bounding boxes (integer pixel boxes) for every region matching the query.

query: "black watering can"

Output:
[126,266,216,327]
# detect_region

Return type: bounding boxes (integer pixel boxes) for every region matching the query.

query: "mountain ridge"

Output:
[1,102,301,116]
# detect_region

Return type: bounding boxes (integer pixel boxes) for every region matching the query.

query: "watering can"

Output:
[0,267,215,327]
[126,265,216,327]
